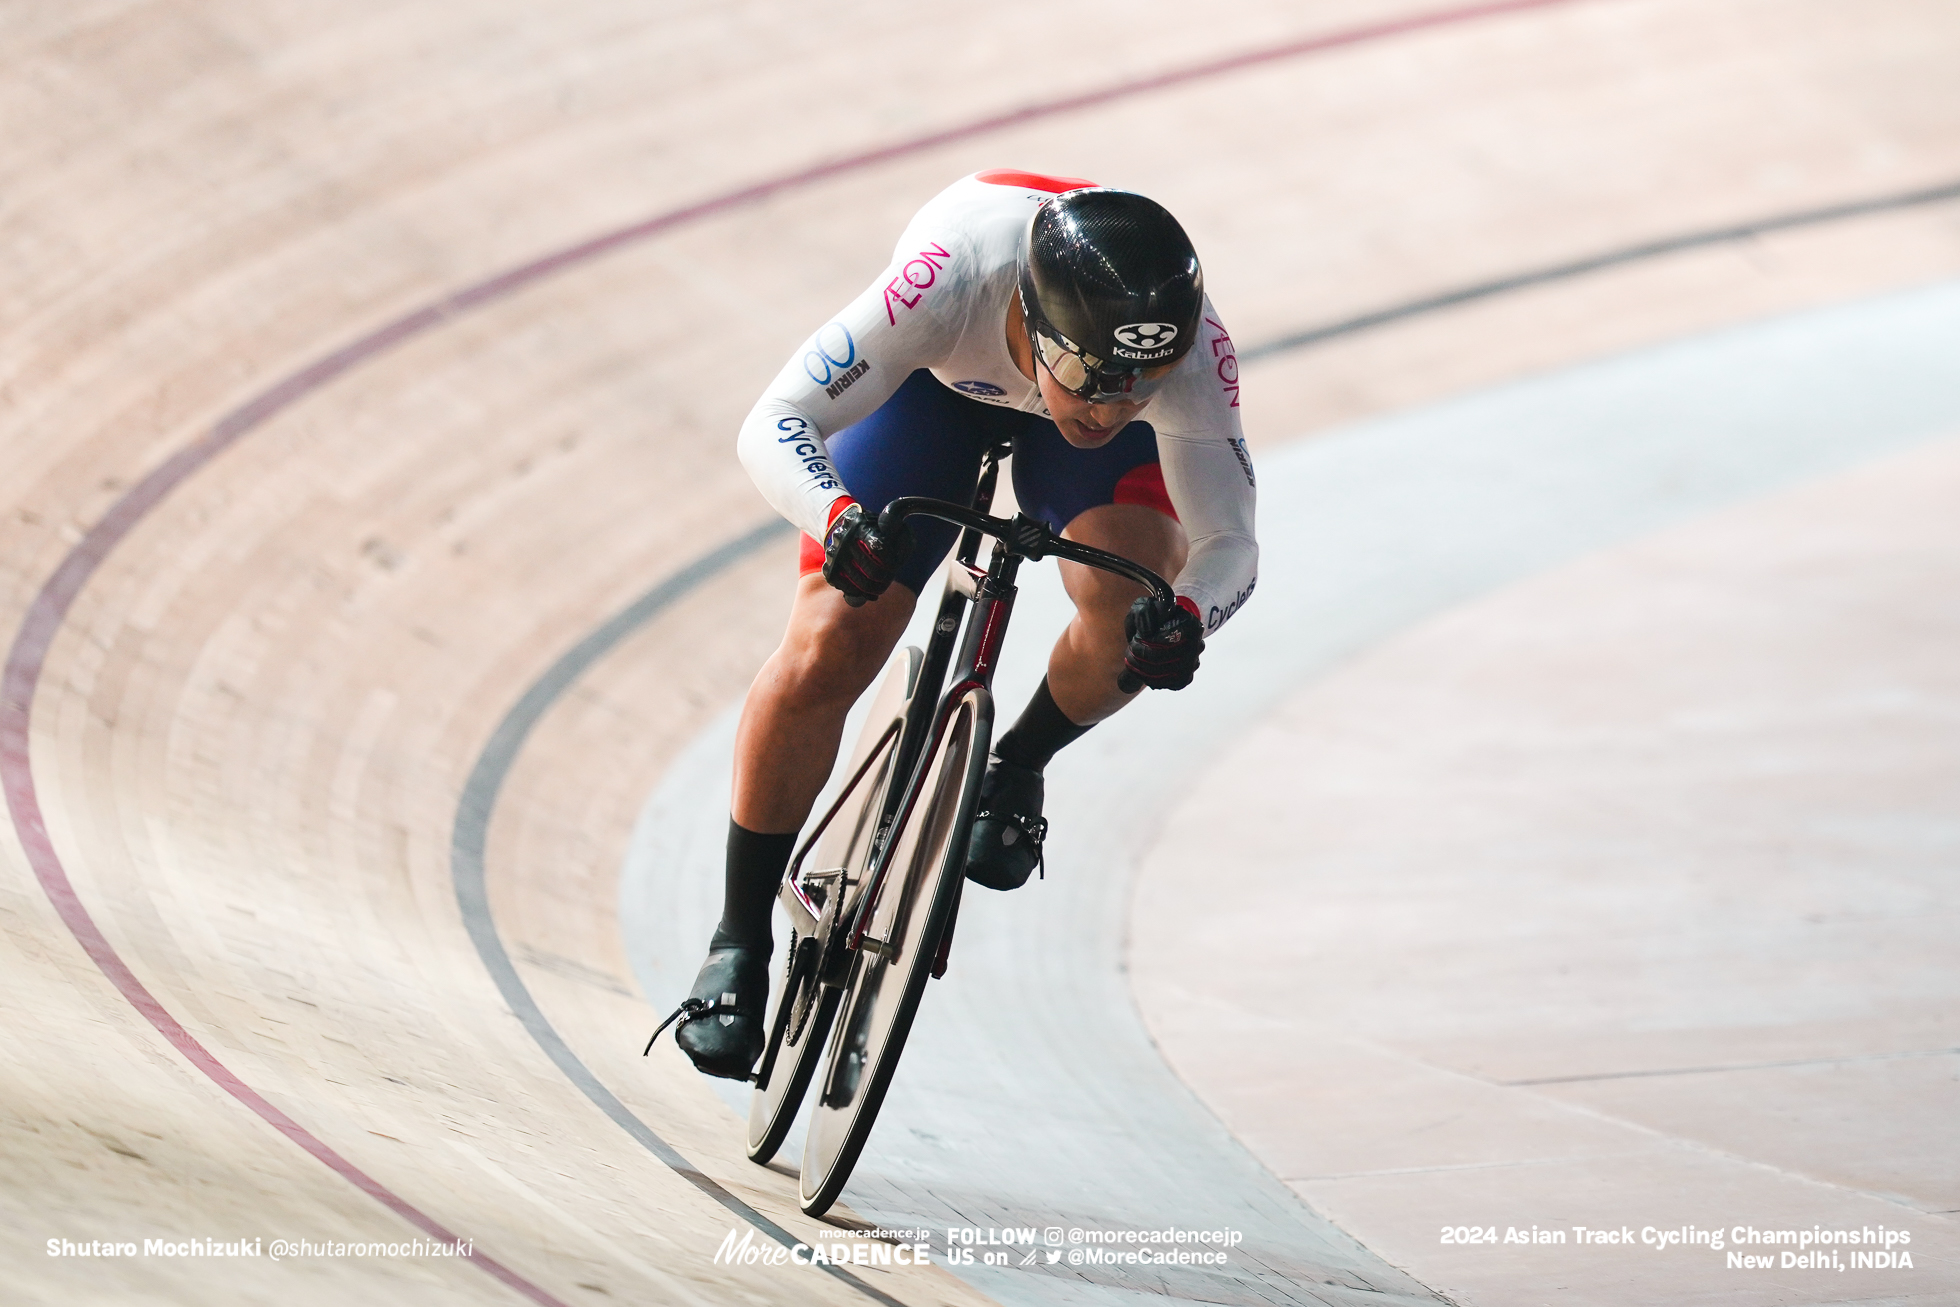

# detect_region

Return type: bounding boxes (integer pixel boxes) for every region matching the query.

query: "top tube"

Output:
[877,497,1175,604]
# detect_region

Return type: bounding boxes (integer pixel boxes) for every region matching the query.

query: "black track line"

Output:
[1243,176,1960,361]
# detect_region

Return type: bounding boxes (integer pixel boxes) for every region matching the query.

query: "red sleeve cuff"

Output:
[1174,596,1202,622]
[824,495,858,534]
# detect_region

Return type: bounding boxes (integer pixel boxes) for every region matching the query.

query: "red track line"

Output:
[0,1,1587,1300]
[0,610,571,1306]
[187,0,1597,471]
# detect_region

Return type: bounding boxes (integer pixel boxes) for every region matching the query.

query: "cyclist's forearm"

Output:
[737,397,850,540]
[1178,530,1260,634]
[1156,433,1259,633]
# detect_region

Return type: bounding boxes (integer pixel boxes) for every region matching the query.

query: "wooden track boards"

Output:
[3,0,1958,1302]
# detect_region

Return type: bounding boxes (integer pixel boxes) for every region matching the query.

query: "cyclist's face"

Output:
[1036,358,1171,448]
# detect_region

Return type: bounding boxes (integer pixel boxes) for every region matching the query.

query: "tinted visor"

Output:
[1030,318,1170,404]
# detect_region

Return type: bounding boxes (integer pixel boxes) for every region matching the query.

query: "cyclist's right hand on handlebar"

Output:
[1122,594,1204,691]
[822,502,913,606]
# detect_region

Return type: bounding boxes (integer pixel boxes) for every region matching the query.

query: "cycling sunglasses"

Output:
[1029,318,1171,405]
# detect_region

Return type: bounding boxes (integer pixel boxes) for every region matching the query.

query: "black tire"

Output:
[797,687,992,1215]
[746,648,920,1163]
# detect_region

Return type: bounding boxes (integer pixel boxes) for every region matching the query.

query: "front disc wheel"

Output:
[797,688,991,1215]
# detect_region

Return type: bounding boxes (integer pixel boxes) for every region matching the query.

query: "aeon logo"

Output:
[1113,322,1178,357]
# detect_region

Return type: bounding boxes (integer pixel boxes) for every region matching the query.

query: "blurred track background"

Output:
[4,2,1958,1303]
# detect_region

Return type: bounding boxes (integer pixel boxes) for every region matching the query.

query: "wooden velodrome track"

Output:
[5,1,1958,1303]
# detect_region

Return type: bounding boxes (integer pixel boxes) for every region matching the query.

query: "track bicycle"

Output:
[738,441,1173,1216]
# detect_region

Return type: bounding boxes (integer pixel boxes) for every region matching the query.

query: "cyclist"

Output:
[677,170,1258,1078]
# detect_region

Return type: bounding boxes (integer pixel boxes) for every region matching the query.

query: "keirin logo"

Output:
[1113,322,1177,354]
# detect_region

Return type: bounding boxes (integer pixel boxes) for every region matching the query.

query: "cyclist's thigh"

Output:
[797,370,1023,594]
[780,571,918,688]
[1009,416,1180,536]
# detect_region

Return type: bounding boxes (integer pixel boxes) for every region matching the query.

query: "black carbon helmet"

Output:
[1018,188,1204,401]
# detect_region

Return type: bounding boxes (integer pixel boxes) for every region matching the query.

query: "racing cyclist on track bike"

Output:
[676,170,1259,1079]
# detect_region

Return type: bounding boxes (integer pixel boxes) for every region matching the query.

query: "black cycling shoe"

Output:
[964,758,1048,891]
[673,944,769,1080]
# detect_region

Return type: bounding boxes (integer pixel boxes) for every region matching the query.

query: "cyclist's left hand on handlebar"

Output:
[1123,595,1204,691]
[822,503,914,606]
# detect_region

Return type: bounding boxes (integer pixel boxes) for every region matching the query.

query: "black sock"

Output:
[711,819,794,951]
[993,676,1092,773]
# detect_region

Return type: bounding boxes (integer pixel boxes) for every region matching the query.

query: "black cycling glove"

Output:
[822,503,913,605]
[1123,594,1205,690]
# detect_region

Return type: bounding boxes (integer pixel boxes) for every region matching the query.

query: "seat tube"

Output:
[953,557,1020,693]
[896,444,1008,780]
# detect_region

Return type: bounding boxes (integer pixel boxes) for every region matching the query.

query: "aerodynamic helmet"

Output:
[1017,188,1204,403]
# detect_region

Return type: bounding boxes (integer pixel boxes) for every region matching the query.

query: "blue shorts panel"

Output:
[823,369,1161,593]
[1008,408,1162,536]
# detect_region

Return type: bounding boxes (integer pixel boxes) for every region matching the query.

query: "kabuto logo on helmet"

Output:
[1113,322,1179,359]
[1021,189,1205,388]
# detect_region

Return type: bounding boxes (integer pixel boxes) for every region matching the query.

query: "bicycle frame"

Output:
[775,446,1007,938]
[778,440,1175,966]
[747,441,1180,1190]
[844,512,1029,955]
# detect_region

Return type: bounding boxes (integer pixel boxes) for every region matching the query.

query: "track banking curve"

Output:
[478,175,1960,1286]
[0,3,1598,1300]
[472,161,1960,1307]
[465,177,1960,1295]
[625,277,1960,1302]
